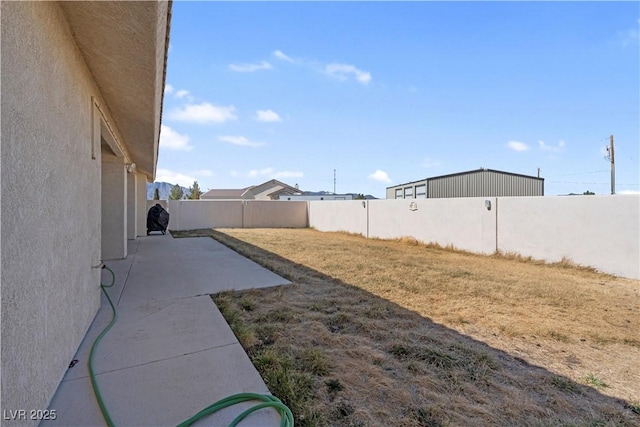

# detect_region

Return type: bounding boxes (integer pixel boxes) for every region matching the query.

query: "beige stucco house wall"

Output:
[1,1,170,421]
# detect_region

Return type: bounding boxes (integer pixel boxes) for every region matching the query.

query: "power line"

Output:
[548,181,638,186]
[555,170,609,176]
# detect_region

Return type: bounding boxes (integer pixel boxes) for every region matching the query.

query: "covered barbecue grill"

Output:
[147,204,169,235]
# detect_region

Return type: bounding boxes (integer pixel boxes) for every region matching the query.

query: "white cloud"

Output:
[155,169,196,187]
[159,125,192,151]
[507,140,530,152]
[218,135,265,147]
[248,167,274,178]
[168,103,237,124]
[619,20,639,46]
[193,169,214,177]
[165,86,193,101]
[538,140,565,152]
[255,109,282,122]
[229,61,272,72]
[273,50,294,63]
[326,63,372,85]
[271,51,372,86]
[247,167,303,179]
[368,170,392,183]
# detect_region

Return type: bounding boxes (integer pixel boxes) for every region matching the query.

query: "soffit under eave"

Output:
[60,1,171,181]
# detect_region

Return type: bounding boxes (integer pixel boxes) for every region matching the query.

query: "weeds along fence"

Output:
[163,196,639,279]
[308,195,640,280]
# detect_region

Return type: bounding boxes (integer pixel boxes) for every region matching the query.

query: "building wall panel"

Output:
[498,195,639,279]
[308,200,369,236]
[1,2,103,418]
[308,196,638,279]
[167,200,309,230]
[243,201,308,228]
[168,200,243,230]
[391,170,544,199]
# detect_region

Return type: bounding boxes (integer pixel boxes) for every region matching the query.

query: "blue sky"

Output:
[157,1,639,198]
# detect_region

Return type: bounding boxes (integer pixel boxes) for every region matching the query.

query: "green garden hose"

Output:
[89,265,118,427]
[89,264,294,427]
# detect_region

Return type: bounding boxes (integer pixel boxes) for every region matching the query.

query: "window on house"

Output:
[395,189,403,199]
[416,185,426,198]
[404,187,413,198]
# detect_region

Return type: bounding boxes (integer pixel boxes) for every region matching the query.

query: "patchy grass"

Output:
[174,228,640,426]
[585,373,610,390]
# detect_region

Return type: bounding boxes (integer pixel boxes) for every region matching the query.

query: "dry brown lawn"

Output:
[175,228,640,426]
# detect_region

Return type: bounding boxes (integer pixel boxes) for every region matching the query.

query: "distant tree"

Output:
[583,190,595,195]
[169,183,184,200]
[188,181,202,200]
[153,188,160,200]
[355,193,366,200]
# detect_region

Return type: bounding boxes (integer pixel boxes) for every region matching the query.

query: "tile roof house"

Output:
[201,179,300,200]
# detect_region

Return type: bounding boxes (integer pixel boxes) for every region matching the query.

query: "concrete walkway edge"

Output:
[42,233,291,427]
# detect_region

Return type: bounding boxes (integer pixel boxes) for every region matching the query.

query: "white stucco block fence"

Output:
[167,200,309,230]
[309,196,640,280]
[496,196,639,280]
[160,196,639,279]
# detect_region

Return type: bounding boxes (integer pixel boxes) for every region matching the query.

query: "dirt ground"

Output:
[176,228,640,426]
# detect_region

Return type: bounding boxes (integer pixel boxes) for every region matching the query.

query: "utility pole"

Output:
[605,135,615,195]
[537,167,541,178]
[333,169,336,194]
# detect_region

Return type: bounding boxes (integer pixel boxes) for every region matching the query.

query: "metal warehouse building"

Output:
[386,168,544,199]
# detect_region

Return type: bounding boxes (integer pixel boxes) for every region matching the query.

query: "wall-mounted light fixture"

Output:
[126,163,136,173]
[485,199,492,211]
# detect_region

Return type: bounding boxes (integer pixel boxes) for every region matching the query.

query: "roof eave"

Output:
[60,1,172,181]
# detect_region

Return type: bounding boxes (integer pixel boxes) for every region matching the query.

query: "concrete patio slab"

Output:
[100,239,139,306]
[62,295,237,382]
[42,233,290,427]
[44,344,279,427]
[119,235,290,307]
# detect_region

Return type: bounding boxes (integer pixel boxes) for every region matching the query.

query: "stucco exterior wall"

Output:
[168,200,243,230]
[308,200,369,236]
[367,198,497,254]
[308,196,639,279]
[166,200,308,230]
[243,201,308,228]
[497,195,640,279]
[127,171,137,239]
[101,156,127,259]
[136,175,147,237]
[1,2,103,418]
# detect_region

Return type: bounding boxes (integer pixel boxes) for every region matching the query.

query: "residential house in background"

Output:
[1,1,171,421]
[279,193,354,201]
[201,179,300,200]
